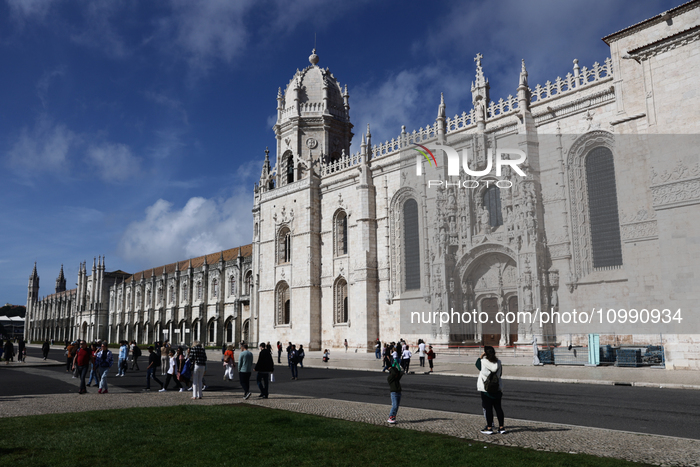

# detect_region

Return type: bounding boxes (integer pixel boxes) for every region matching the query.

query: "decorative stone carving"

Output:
[650,161,700,210]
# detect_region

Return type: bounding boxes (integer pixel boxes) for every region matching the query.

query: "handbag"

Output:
[270,373,275,383]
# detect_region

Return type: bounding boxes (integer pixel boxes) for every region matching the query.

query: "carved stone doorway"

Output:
[481,298,500,346]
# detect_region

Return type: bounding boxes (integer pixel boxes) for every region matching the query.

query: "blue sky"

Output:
[1,0,682,305]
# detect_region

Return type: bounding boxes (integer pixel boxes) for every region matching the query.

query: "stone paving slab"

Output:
[0,389,697,466]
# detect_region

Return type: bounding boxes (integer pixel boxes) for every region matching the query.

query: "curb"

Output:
[303,364,700,390]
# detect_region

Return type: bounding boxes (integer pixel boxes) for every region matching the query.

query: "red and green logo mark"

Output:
[412,144,437,168]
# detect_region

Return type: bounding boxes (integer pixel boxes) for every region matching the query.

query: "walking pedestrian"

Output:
[131,343,141,370]
[297,345,305,368]
[144,346,164,391]
[401,345,412,373]
[277,341,282,364]
[387,357,403,424]
[117,341,128,377]
[95,342,113,394]
[18,339,25,363]
[238,343,253,399]
[189,341,207,399]
[375,340,381,359]
[418,339,426,367]
[322,349,330,362]
[65,341,76,372]
[427,345,436,373]
[176,347,192,390]
[160,342,169,376]
[160,349,183,392]
[87,343,100,387]
[344,339,348,352]
[223,345,235,381]
[73,340,93,394]
[477,346,506,435]
[254,342,274,398]
[382,344,391,372]
[289,344,299,380]
[42,339,50,360]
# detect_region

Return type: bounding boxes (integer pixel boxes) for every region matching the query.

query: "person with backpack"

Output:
[223,345,235,381]
[176,347,192,390]
[289,344,299,380]
[95,342,113,394]
[144,346,164,391]
[476,345,505,435]
[117,341,128,377]
[254,342,274,398]
[387,355,403,424]
[131,343,142,370]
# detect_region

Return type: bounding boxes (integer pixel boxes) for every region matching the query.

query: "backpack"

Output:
[484,369,500,394]
[133,346,141,358]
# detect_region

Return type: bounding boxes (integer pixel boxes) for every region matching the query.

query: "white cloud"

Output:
[7,115,77,175]
[145,91,189,125]
[36,67,66,109]
[118,185,254,267]
[86,142,141,182]
[6,0,56,24]
[69,1,130,59]
[351,67,473,145]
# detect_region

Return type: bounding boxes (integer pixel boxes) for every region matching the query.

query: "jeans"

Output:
[88,364,99,385]
[224,362,235,380]
[192,364,205,398]
[390,392,401,418]
[419,356,425,367]
[66,357,72,371]
[131,356,140,370]
[375,348,381,359]
[146,368,163,390]
[98,367,109,391]
[117,358,126,376]
[290,363,298,379]
[256,372,270,397]
[481,392,505,428]
[161,356,168,375]
[77,365,89,392]
[239,372,251,395]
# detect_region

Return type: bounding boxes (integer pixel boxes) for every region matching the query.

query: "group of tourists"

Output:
[1,338,26,363]
[381,338,436,374]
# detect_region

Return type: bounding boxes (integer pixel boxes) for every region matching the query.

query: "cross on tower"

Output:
[474,53,483,67]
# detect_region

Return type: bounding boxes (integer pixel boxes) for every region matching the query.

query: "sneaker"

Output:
[480,427,494,435]
[498,427,507,434]
[103,390,108,394]
[387,416,396,424]
[202,385,207,391]
[179,388,184,392]
[159,388,166,392]
[257,394,265,398]
[187,387,193,391]
[244,392,251,400]
[223,376,227,381]
[86,383,91,387]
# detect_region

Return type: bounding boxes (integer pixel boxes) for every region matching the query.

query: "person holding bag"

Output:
[476,346,506,435]
[223,345,235,381]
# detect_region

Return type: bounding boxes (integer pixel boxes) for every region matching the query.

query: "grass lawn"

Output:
[0,404,648,466]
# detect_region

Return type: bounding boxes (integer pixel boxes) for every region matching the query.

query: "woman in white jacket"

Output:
[476,345,505,434]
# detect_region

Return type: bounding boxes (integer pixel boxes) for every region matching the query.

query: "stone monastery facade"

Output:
[26,2,700,369]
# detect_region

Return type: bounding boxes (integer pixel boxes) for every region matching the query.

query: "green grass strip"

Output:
[0,404,648,466]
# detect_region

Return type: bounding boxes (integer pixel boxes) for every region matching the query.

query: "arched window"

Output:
[212,279,218,298]
[225,318,233,343]
[197,281,203,300]
[586,147,622,268]
[157,286,162,305]
[334,210,348,256]
[276,281,290,325]
[483,186,503,228]
[285,152,294,184]
[403,198,421,290]
[126,290,131,311]
[277,226,291,263]
[229,275,236,296]
[136,289,141,309]
[169,286,174,304]
[208,320,215,343]
[334,277,348,324]
[146,289,151,308]
[182,282,188,302]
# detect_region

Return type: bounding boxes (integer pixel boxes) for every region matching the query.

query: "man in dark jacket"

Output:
[387,357,403,424]
[144,346,164,391]
[42,340,50,360]
[254,342,274,398]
